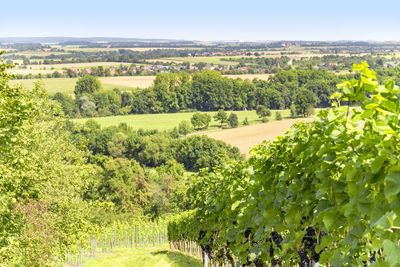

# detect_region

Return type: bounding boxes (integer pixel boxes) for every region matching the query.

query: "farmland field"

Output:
[73,109,291,131]
[98,76,155,88]
[9,76,155,95]
[8,62,134,75]
[206,117,314,157]
[148,56,241,65]
[223,73,271,80]
[59,46,204,52]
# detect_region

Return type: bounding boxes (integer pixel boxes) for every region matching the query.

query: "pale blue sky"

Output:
[1,0,399,41]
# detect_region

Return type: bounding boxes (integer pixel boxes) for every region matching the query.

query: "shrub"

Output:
[227,113,239,128]
[275,111,282,121]
[178,120,193,135]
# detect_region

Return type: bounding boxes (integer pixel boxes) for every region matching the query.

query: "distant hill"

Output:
[0,37,189,44]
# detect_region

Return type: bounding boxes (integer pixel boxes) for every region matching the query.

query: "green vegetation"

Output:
[73,110,291,131]
[168,63,400,266]
[213,109,228,127]
[0,52,94,265]
[227,113,239,128]
[83,246,202,267]
[190,112,211,130]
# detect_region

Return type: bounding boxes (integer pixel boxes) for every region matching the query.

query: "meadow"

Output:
[73,109,291,131]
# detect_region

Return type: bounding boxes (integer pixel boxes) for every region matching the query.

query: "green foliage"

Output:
[168,62,400,266]
[190,112,211,130]
[74,75,102,96]
[243,117,249,125]
[255,105,271,119]
[293,88,318,117]
[275,111,282,120]
[178,120,193,135]
[52,92,77,117]
[175,135,243,171]
[290,103,297,118]
[227,113,239,128]
[214,109,228,127]
[0,55,96,265]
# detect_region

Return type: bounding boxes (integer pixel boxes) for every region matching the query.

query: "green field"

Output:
[9,78,137,95]
[82,247,201,267]
[73,110,291,131]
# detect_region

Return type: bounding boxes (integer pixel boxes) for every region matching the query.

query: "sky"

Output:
[1,0,400,41]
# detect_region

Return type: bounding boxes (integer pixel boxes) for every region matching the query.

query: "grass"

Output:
[82,246,202,267]
[73,110,291,131]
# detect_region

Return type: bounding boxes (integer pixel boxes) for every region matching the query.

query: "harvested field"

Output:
[98,76,155,88]
[206,117,314,157]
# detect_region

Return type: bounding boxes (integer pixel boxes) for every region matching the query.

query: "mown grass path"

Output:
[82,246,202,267]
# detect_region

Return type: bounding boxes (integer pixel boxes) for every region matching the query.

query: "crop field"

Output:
[223,73,271,81]
[9,77,142,95]
[73,109,291,131]
[81,246,201,267]
[98,76,155,88]
[206,117,314,157]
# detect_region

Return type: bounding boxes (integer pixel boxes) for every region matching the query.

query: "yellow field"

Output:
[98,76,156,88]
[9,76,153,95]
[206,117,314,157]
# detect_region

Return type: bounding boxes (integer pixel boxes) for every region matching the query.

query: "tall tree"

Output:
[74,75,102,96]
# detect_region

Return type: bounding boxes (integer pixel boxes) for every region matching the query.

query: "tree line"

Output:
[53,68,344,119]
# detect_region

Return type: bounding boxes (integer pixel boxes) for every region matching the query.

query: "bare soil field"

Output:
[98,76,156,88]
[206,117,314,157]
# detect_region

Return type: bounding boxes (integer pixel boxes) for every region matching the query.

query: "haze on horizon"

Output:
[1,0,400,41]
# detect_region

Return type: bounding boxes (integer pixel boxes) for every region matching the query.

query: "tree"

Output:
[52,93,76,117]
[275,111,283,121]
[74,75,102,96]
[178,120,193,135]
[0,55,95,265]
[227,113,239,128]
[79,96,96,117]
[190,112,211,130]
[293,88,317,117]
[256,105,271,121]
[214,109,228,127]
[243,117,249,125]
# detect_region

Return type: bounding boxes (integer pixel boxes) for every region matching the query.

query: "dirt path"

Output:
[206,117,314,157]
